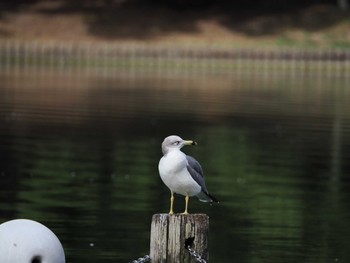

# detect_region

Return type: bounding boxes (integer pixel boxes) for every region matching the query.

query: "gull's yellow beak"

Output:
[183,140,197,146]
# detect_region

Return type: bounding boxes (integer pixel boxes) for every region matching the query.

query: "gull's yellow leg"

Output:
[182,194,189,215]
[169,191,174,215]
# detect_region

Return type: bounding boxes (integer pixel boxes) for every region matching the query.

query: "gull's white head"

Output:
[161,135,197,155]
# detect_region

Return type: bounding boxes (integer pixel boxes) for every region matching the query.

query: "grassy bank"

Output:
[1,40,349,77]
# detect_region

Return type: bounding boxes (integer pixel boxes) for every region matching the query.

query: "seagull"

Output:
[158,135,218,215]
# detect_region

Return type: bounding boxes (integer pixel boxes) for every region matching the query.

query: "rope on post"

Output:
[130,255,150,263]
[185,237,208,263]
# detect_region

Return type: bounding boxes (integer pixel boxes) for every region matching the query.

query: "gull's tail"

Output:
[197,191,219,203]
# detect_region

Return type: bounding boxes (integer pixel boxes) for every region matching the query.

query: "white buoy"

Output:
[0,219,65,263]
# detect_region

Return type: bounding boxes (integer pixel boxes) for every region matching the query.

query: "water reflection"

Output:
[0,69,350,262]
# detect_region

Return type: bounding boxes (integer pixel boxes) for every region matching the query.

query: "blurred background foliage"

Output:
[0,0,349,47]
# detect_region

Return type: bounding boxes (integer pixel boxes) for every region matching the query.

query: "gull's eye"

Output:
[173,141,180,145]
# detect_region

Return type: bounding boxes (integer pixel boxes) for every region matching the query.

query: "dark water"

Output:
[0,69,350,263]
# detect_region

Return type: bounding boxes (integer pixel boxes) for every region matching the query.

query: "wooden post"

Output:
[150,214,209,263]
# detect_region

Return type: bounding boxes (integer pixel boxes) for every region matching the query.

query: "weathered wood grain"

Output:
[150,214,209,263]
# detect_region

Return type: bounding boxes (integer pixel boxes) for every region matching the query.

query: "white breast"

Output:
[158,151,201,196]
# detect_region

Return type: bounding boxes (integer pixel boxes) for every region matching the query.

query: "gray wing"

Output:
[186,155,208,192]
